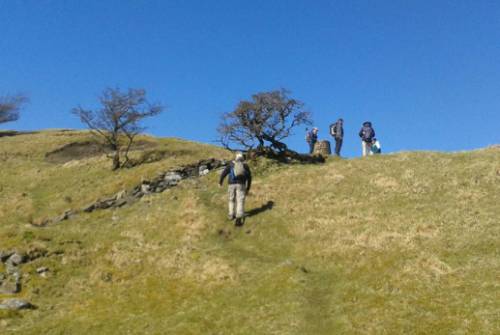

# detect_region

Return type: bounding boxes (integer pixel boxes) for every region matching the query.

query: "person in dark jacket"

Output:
[329,118,344,156]
[219,152,252,226]
[305,127,318,154]
[359,121,376,157]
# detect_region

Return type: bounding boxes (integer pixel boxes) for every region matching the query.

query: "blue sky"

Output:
[1,0,499,157]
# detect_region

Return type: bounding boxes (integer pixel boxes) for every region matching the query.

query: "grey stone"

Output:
[116,190,127,200]
[0,280,20,294]
[96,198,115,209]
[199,165,210,176]
[7,253,26,266]
[36,267,49,274]
[164,172,182,184]
[53,210,73,223]
[83,203,96,212]
[0,250,14,263]
[0,299,35,310]
[6,262,20,276]
[114,198,128,207]
[141,184,151,194]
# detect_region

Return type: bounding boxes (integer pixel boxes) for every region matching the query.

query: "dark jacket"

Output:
[219,161,252,191]
[331,121,344,139]
[359,122,375,143]
[306,130,318,143]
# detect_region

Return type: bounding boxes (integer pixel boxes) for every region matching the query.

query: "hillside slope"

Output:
[1,131,499,334]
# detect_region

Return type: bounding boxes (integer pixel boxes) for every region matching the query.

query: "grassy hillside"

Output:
[0,131,499,334]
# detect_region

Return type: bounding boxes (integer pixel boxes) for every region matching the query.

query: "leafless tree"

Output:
[218,89,312,153]
[0,94,29,124]
[72,88,163,170]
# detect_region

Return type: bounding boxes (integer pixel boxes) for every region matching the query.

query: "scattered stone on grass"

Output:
[41,158,227,224]
[0,299,35,310]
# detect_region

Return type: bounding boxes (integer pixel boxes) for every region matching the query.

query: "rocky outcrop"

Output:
[0,252,25,296]
[37,158,227,225]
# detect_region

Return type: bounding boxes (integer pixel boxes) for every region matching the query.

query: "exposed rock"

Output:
[5,262,20,276]
[116,190,127,200]
[26,247,48,261]
[0,250,14,263]
[36,267,49,274]
[31,217,49,227]
[0,299,35,310]
[0,279,20,294]
[7,252,27,266]
[83,203,96,213]
[114,198,128,207]
[53,210,74,223]
[199,165,210,176]
[141,183,151,194]
[36,267,49,278]
[49,158,227,219]
[164,171,182,185]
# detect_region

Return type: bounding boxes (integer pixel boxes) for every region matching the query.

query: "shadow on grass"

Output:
[246,201,275,218]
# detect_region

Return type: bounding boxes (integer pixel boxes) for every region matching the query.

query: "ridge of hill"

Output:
[0,130,499,334]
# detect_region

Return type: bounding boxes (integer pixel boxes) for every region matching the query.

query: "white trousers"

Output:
[362,141,372,157]
[228,184,246,219]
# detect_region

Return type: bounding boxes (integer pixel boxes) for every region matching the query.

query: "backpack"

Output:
[362,126,374,142]
[232,161,246,178]
[329,124,336,137]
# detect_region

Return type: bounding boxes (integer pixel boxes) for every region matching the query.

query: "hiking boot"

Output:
[235,218,244,227]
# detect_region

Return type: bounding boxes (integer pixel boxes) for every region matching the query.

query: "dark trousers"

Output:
[335,138,343,156]
[308,141,316,154]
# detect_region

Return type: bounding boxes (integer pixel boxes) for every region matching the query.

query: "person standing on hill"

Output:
[329,118,344,157]
[219,152,252,226]
[359,121,376,157]
[305,127,318,154]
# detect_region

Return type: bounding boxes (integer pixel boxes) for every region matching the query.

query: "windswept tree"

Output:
[0,94,29,124]
[218,89,312,153]
[72,88,163,170]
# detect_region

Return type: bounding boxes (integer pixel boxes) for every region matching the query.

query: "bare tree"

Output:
[218,89,312,153]
[0,94,29,124]
[72,88,163,170]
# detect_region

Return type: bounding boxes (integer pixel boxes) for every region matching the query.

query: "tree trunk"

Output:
[112,151,120,170]
[110,142,120,170]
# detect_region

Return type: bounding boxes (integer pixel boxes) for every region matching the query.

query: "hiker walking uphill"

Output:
[219,152,252,226]
[305,127,318,154]
[359,121,376,157]
[329,118,344,156]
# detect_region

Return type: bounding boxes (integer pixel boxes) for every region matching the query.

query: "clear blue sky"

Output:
[1,0,499,156]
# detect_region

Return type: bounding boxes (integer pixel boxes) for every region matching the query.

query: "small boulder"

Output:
[116,190,127,200]
[141,184,151,194]
[0,280,20,294]
[0,299,35,310]
[164,172,182,185]
[7,252,27,266]
[53,210,73,223]
[0,250,14,263]
[31,218,49,227]
[5,262,20,276]
[114,198,128,208]
[82,203,96,213]
[199,165,210,176]
[36,267,49,274]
